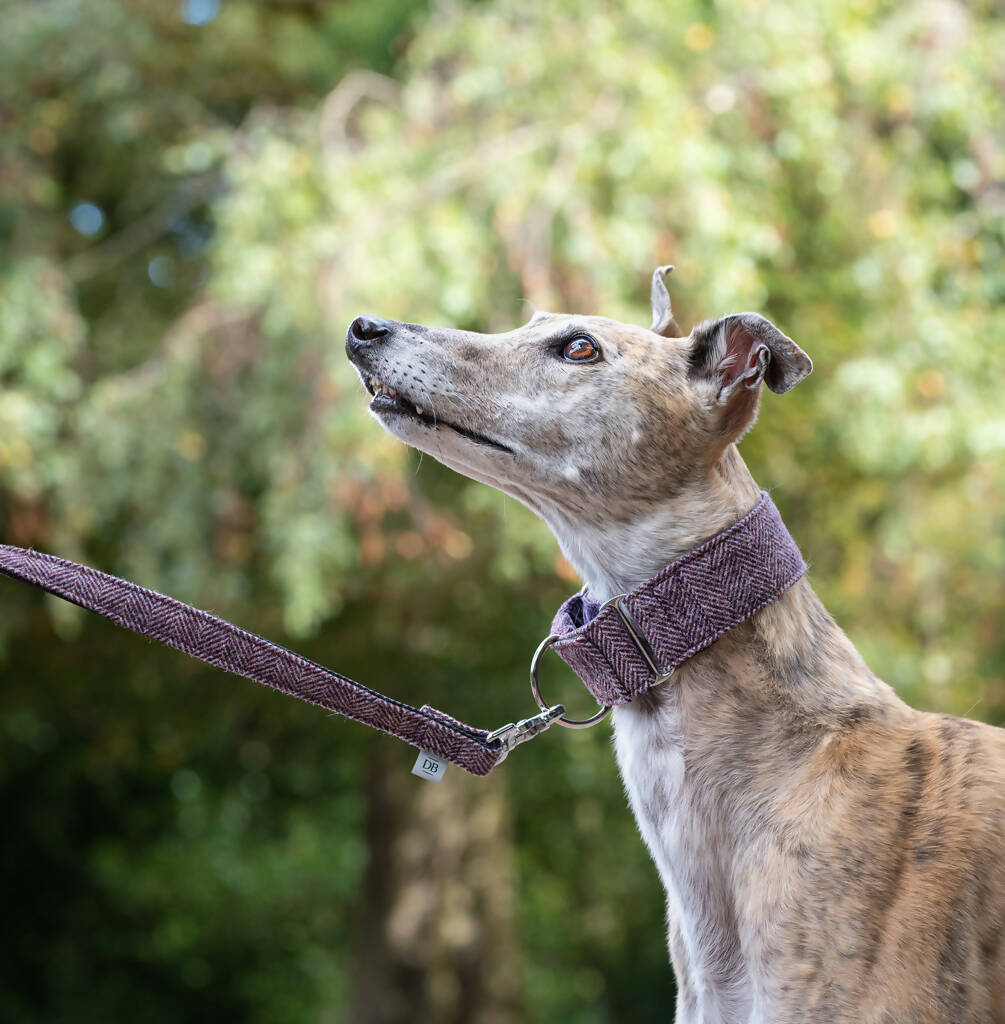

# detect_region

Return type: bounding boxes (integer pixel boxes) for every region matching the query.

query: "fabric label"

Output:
[411,750,447,782]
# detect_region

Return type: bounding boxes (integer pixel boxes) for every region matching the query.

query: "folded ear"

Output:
[688,312,812,403]
[650,265,682,337]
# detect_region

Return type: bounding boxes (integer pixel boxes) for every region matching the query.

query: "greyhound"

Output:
[345,267,1005,1023]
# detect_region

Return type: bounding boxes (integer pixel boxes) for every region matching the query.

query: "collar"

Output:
[548,492,806,708]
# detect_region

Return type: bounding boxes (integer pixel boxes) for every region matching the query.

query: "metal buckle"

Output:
[529,633,612,729]
[600,594,673,682]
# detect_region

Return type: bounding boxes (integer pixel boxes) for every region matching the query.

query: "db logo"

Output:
[411,751,447,782]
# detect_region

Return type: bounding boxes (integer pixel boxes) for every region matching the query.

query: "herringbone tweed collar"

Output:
[550,493,807,708]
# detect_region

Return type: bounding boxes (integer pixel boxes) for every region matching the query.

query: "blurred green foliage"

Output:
[1,0,1003,1020]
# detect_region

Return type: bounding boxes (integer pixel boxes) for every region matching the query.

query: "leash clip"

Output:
[486,703,566,761]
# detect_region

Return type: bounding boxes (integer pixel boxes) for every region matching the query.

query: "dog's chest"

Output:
[613,703,762,1022]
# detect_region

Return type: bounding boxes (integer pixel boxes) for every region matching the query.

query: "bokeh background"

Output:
[2,0,1003,1020]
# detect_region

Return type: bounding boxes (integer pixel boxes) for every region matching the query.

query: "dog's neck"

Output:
[545,445,763,603]
[543,442,894,756]
[547,444,899,1014]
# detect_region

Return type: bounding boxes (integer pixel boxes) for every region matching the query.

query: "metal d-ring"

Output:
[530,633,612,729]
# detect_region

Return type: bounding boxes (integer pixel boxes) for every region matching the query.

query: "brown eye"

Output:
[562,335,600,363]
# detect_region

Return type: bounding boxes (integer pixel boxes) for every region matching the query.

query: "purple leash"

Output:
[0,492,805,777]
[0,544,561,776]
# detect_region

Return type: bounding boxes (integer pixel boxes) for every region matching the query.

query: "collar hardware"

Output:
[529,633,613,728]
[602,594,673,681]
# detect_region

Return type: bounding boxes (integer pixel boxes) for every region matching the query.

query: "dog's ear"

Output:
[650,265,682,337]
[688,312,812,403]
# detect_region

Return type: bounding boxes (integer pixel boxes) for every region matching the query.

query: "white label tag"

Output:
[411,750,447,782]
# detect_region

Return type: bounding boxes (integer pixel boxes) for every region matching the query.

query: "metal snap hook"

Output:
[530,633,612,729]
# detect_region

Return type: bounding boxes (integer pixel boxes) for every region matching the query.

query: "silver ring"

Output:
[530,633,612,729]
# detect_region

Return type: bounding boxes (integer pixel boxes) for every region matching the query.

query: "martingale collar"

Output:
[547,492,807,709]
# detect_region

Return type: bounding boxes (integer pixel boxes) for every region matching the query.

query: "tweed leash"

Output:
[0,492,804,777]
[0,544,563,777]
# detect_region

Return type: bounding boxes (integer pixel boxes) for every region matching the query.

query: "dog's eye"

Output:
[562,335,600,363]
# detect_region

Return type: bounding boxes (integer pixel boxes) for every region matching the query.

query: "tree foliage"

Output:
[2,0,1002,1020]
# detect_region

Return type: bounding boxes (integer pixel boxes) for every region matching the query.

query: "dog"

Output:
[345,266,1005,1023]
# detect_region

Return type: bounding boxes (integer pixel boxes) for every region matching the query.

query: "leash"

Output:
[0,493,804,779]
[0,544,563,777]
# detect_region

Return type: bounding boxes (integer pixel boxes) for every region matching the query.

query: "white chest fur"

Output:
[613,702,758,1024]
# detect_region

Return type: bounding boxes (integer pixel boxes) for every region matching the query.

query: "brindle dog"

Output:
[345,267,1005,1023]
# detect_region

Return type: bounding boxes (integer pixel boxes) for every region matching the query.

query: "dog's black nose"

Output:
[347,316,391,351]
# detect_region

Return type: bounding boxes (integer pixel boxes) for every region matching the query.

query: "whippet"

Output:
[345,266,1005,1023]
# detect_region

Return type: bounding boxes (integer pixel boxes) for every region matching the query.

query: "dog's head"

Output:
[345,267,811,532]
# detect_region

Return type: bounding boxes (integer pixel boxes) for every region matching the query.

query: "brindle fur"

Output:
[345,273,1005,1023]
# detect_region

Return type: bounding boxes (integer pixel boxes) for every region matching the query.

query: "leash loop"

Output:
[530,633,612,729]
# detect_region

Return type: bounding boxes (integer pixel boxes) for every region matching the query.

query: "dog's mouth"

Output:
[362,374,514,454]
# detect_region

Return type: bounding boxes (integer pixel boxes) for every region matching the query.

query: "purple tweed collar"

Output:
[549,492,806,708]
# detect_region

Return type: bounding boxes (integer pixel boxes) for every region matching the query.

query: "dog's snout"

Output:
[347,316,391,352]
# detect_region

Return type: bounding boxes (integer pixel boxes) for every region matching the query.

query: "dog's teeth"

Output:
[415,406,424,416]
[367,376,405,403]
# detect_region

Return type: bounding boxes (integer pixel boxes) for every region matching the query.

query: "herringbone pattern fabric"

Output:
[550,493,806,707]
[0,545,503,776]
[0,494,804,774]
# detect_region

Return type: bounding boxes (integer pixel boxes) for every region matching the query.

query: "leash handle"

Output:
[0,544,527,776]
